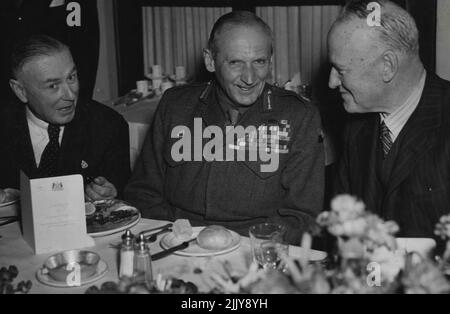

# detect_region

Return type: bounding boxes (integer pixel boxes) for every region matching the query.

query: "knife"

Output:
[151,238,197,261]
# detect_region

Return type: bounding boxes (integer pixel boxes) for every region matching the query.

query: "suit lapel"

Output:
[59,103,88,175]
[9,104,38,177]
[385,74,442,197]
[351,114,380,212]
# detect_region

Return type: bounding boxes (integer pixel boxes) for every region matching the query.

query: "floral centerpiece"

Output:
[317,194,399,259]
[435,214,450,277]
[435,214,450,259]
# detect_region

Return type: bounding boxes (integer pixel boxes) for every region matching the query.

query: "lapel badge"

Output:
[81,160,89,169]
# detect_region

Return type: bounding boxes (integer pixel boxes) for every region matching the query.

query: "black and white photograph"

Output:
[1,0,450,297]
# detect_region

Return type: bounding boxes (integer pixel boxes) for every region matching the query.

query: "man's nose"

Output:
[62,83,76,100]
[328,68,341,89]
[240,64,256,85]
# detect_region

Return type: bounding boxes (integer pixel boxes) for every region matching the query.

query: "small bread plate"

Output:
[86,199,141,237]
[161,226,241,257]
[0,188,20,218]
[36,250,108,288]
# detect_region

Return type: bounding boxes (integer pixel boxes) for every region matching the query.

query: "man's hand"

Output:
[85,176,117,201]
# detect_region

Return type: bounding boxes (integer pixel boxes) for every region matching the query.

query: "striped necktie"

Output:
[379,121,393,158]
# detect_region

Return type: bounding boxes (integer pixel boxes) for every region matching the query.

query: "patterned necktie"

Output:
[379,121,393,158]
[38,124,61,177]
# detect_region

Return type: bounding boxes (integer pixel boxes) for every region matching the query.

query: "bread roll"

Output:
[173,219,193,242]
[197,225,232,250]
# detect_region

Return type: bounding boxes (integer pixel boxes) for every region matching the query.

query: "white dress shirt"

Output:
[26,107,65,167]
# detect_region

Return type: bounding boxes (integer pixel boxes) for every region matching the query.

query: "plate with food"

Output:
[0,188,20,218]
[85,199,140,237]
[161,224,241,257]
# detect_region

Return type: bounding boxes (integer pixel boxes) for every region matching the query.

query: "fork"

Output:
[139,223,173,235]
[144,228,172,243]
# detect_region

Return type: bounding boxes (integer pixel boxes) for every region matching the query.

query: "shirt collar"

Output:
[26,106,49,132]
[380,70,426,141]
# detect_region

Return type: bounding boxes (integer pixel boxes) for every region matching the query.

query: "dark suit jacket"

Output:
[0,99,131,197]
[335,73,450,238]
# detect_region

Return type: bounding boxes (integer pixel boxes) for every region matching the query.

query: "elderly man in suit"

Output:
[0,34,130,200]
[329,0,450,237]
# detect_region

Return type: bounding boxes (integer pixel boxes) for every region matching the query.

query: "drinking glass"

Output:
[249,223,289,269]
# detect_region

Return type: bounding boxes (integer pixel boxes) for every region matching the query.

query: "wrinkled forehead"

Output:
[21,48,73,71]
[215,24,272,54]
[19,49,75,81]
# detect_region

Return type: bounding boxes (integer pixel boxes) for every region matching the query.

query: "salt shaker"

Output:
[119,229,135,279]
[133,233,153,287]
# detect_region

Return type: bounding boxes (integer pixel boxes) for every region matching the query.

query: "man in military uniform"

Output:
[125,11,324,244]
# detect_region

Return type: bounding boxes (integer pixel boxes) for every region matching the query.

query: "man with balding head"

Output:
[329,0,450,237]
[126,11,325,244]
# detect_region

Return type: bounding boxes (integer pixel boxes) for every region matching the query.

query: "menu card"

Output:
[20,171,94,255]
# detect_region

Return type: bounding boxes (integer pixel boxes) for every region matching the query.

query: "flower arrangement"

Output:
[83,195,450,294]
[317,194,399,259]
[435,214,450,260]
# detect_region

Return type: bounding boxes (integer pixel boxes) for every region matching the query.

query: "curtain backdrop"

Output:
[256,6,341,86]
[143,7,232,81]
[142,6,341,85]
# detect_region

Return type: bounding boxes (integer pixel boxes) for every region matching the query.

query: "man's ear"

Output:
[381,50,398,83]
[203,49,215,73]
[9,79,28,103]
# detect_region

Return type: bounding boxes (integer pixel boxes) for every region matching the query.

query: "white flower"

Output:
[341,218,368,237]
[331,194,365,221]
[369,246,404,283]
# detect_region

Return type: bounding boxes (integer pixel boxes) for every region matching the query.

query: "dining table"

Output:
[0,218,320,294]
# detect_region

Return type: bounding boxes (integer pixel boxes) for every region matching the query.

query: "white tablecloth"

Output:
[0,219,255,294]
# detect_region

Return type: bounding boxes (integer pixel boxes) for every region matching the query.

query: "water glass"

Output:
[249,223,288,270]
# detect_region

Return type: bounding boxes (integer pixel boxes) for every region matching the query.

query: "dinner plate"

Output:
[0,188,20,207]
[36,260,108,288]
[160,226,241,257]
[86,200,141,237]
[0,188,20,218]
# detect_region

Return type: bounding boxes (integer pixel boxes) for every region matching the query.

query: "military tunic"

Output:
[125,81,325,244]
